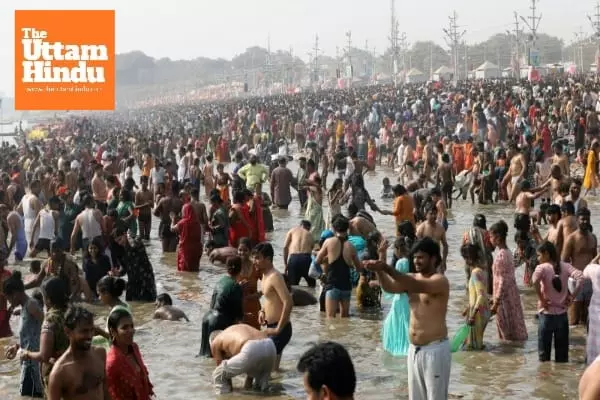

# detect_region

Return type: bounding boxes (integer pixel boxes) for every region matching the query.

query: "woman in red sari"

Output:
[171,202,202,272]
[106,307,154,400]
[250,184,265,243]
[228,190,252,247]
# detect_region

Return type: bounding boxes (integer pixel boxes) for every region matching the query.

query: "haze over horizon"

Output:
[1,0,597,97]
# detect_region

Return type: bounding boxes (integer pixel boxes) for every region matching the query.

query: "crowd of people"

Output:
[1,75,600,399]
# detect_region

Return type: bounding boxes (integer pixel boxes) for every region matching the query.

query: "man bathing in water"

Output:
[253,242,293,371]
[154,293,189,321]
[283,220,315,287]
[514,180,547,232]
[506,145,526,202]
[47,307,108,400]
[561,207,597,326]
[365,237,450,400]
[210,324,277,394]
[416,203,448,272]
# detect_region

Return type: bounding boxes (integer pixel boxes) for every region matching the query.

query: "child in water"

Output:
[154,293,189,321]
[381,177,394,199]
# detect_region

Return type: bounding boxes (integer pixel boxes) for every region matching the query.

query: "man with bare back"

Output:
[506,147,526,202]
[534,164,567,204]
[365,237,450,400]
[544,204,564,253]
[283,220,315,287]
[47,307,108,400]
[416,203,448,272]
[558,202,578,246]
[210,324,276,394]
[252,242,293,371]
[0,206,27,261]
[514,180,547,232]
[551,142,569,177]
[561,207,597,326]
[153,185,183,252]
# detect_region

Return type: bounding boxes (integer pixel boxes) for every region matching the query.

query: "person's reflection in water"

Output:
[199,256,244,357]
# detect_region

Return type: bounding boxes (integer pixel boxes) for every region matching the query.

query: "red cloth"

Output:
[106,343,153,400]
[229,203,251,247]
[252,195,265,243]
[176,204,202,272]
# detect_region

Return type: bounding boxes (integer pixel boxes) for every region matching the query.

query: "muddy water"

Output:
[0,161,591,400]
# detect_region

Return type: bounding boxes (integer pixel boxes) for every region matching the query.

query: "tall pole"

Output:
[346,31,353,88]
[399,31,408,77]
[520,0,542,67]
[312,34,320,85]
[512,12,522,78]
[389,0,398,86]
[464,41,468,78]
[443,10,466,80]
[587,2,600,74]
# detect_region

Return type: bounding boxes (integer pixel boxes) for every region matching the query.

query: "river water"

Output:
[0,159,591,400]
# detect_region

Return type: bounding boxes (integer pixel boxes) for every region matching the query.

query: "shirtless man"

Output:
[207,243,238,264]
[561,207,597,326]
[506,147,526,202]
[348,209,378,239]
[135,176,154,241]
[557,202,578,248]
[551,142,569,177]
[252,242,293,370]
[47,307,108,400]
[365,237,450,400]
[543,204,564,253]
[435,153,454,209]
[210,324,277,394]
[283,220,315,287]
[0,206,27,261]
[190,188,209,235]
[429,188,448,231]
[534,164,566,204]
[565,178,588,213]
[153,293,189,321]
[153,185,183,252]
[416,204,448,272]
[401,137,415,183]
[514,180,547,232]
[91,165,107,214]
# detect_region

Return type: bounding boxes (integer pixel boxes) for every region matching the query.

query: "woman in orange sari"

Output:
[236,238,261,329]
[452,141,465,174]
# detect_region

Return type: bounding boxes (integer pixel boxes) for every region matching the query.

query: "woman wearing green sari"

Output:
[116,189,137,238]
[304,176,325,242]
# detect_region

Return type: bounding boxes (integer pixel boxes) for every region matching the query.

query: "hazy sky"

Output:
[1,0,596,96]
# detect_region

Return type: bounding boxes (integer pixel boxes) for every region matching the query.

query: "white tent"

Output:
[474,61,500,79]
[433,65,453,81]
[405,68,426,83]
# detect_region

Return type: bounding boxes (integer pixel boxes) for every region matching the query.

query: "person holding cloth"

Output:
[364,237,451,400]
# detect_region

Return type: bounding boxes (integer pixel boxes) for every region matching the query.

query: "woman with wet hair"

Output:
[105,307,154,400]
[489,220,527,342]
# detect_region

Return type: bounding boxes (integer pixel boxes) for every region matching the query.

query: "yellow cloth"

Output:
[583,150,597,190]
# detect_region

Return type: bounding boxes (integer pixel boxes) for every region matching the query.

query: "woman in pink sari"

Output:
[171,203,202,272]
[489,220,528,342]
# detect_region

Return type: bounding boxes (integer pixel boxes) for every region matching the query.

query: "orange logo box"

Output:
[14,10,115,111]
